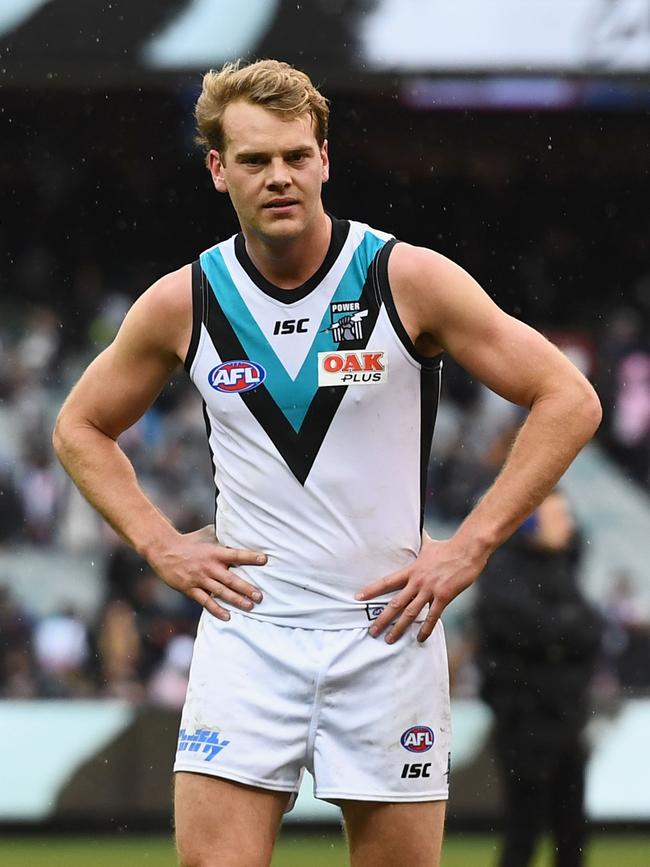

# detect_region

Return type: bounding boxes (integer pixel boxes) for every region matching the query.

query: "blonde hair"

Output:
[195,59,329,162]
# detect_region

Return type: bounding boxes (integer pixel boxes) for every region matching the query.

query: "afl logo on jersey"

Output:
[401,726,434,753]
[208,361,266,394]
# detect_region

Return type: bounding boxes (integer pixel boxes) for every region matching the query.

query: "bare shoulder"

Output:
[387,241,597,411]
[388,241,454,286]
[124,264,192,361]
[387,241,492,355]
[388,242,488,323]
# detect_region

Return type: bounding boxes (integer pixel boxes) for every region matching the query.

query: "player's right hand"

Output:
[146,525,266,620]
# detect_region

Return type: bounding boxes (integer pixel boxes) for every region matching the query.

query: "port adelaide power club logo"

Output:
[318,300,387,386]
[321,300,368,343]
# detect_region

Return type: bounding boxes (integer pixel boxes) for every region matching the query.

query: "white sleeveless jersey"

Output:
[184,217,441,627]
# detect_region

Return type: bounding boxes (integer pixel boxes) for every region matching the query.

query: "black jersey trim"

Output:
[184,260,206,374]
[419,362,442,530]
[200,251,383,485]
[201,400,220,527]
[233,216,350,304]
[375,240,441,371]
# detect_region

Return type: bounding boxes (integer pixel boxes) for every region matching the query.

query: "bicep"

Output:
[396,246,584,408]
[442,306,575,408]
[63,338,179,440]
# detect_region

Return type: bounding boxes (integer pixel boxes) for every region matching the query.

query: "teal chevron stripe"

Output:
[200,231,387,431]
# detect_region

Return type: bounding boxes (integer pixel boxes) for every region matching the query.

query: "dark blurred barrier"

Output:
[57,707,177,822]
[3,699,650,828]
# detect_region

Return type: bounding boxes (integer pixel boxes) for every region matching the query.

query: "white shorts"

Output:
[173,610,451,807]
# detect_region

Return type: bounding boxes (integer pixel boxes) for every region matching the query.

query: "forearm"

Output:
[455,386,601,559]
[53,419,178,559]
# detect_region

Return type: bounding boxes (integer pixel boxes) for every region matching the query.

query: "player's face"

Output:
[208,100,329,243]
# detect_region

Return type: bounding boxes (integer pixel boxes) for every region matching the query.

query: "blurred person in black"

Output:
[475,489,603,867]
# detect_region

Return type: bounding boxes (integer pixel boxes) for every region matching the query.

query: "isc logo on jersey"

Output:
[401,726,434,753]
[317,351,387,386]
[208,360,266,393]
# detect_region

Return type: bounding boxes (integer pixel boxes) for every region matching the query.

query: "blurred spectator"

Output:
[19,444,65,544]
[602,571,650,692]
[0,463,25,542]
[474,490,603,867]
[132,571,175,681]
[434,414,520,522]
[97,598,144,701]
[32,606,91,697]
[611,351,650,486]
[16,306,61,377]
[148,634,194,709]
[0,586,37,698]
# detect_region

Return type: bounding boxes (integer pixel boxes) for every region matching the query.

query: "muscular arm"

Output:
[358,243,601,642]
[53,265,265,617]
[399,243,600,554]
[54,268,189,554]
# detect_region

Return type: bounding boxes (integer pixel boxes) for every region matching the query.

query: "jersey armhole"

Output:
[373,240,442,371]
[184,260,206,375]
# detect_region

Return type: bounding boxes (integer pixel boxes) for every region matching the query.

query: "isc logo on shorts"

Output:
[208,360,266,393]
[401,725,434,752]
[317,351,387,386]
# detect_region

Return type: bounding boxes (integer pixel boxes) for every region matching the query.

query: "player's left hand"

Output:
[355,532,487,643]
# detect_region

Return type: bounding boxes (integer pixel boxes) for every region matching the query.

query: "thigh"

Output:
[342,798,446,867]
[174,611,311,794]
[175,771,290,867]
[313,622,451,803]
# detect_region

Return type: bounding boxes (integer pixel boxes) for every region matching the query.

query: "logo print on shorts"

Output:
[208,360,266,394]
[177,728,230,762]
[401,725,434,753]
[365,603,387,621]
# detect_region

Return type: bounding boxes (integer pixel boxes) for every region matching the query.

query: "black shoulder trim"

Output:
[419,362,442,530]
[374,240,441,372]
[184,260,206,374]
[201,400,219,527]
[233,216,350,304]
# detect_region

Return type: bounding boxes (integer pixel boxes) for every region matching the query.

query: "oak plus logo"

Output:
[317,351,387,386]
[208,360,266,394]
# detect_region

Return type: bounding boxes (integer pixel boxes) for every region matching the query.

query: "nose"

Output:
[266,157,291,190]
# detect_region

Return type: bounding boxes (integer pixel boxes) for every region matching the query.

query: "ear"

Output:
[208,149,228,194]
[321,140,330,184]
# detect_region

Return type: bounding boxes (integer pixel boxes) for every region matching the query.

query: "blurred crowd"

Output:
[1,90,650,704]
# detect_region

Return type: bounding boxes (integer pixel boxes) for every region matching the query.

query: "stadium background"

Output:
[2,1,650,864]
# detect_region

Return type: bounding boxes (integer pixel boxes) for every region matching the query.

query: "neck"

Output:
[242,209,331,290]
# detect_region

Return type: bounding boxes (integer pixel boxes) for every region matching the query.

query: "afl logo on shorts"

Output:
[208,361,266,394]
[401,726,434,753]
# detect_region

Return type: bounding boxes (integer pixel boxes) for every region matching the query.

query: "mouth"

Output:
[263,198,299,211]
